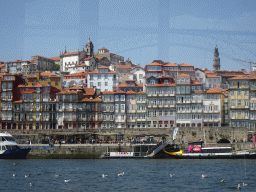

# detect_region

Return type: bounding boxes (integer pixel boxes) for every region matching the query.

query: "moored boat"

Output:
[0,132,31,159]
[156,141,256,159]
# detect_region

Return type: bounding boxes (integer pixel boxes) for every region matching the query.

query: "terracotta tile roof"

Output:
[6,60,22,63]
[102,91,115,94]
[99,47,108,50]
[177,73,190,77]
[77,64,89,67]
[164,63,178,67]
[63,51,80,56]
[228,75,248,80]
[40,71,60,77]
[206,87,225,93]
[118,82,142,88]
[192,80,202,85]
[126,90,136,95]
[81,97,102,102]
[83,88,95,96]
[96,56,107,60]
[117,63,132,69]
[49,57,60,61]
[136,91,146,94]
[180,63,193,67]
[69,86,83,90]
[58,90,79,94]
[146,62,163,66]
[206,74,219,78]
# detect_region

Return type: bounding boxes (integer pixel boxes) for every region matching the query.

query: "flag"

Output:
[173,127,179,140]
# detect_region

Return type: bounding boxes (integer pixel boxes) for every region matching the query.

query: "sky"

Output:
[1,0,256,71]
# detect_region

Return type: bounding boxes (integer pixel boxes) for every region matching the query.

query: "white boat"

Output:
[0,132,31,159]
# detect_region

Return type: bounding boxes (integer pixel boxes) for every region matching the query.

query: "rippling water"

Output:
[0,159,256,191]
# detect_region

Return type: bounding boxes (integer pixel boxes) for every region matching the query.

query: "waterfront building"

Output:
[176,74,203,127]
[146,76,176,128]
[101,91,115,129]
[87,66,118,92]
[203,87,225,127]
[135,91,147,128]
[126,91,137,129]
[114,91,126,128]
[94,47,124,66]
[13,84,60,130]
[215,70,245,89]
[145,62,163,77]
[1,73,25,129]
[118,80,143,93]
[49,57,60,65]
[26,71,61,90]
[228,75,250,129]
[164,63,195,79]
[63,72,88,88]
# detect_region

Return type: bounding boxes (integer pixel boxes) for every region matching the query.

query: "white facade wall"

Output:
[87,73,117,92]
[62,55,79,72]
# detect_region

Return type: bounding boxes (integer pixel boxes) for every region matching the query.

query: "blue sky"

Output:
[1,0,256,71]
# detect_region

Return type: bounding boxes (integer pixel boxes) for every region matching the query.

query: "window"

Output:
[55,81,58,86]
[90,82,93,87]
[48,82,51,85]
[105,82,108,86]
[147,110,151,117]
[104,75,108,79]
[150,80,155,85]
[159,110,162,116]
[153,110,156,117]
[98,75,101,79]
[164,80,168,84]
[231,100,235,107]
[245,90,249,96]
[231,91,235,96]
[238,100,242,106]
[238,111,242,116]
[98,82,101,86]
[238,90,242,96]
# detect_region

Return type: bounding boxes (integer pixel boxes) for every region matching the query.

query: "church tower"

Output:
[213,45,220,71]
[85,38,94,57]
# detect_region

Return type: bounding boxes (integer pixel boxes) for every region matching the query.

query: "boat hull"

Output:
[0,148,31,159]
[163,153,256,159]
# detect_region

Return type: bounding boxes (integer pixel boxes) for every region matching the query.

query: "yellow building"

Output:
[228,75,250,128]
[26,71,61,90]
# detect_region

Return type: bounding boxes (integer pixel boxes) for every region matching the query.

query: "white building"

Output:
[128,66,146,91]
[87,66,118,92]
[203,87,225,127]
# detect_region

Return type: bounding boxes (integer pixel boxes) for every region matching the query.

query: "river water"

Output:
[0,159,255,191]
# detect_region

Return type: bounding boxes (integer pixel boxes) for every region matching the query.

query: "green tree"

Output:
[51,64,60,71]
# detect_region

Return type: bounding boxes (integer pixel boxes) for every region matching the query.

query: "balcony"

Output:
[7,117,12,120]
[7,108,12,111]
[43,98,49,102]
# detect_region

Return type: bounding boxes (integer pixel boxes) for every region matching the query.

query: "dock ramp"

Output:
[146,141,170,157]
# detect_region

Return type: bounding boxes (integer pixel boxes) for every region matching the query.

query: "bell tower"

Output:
[213,45,220,71]
[85,38,94,57]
